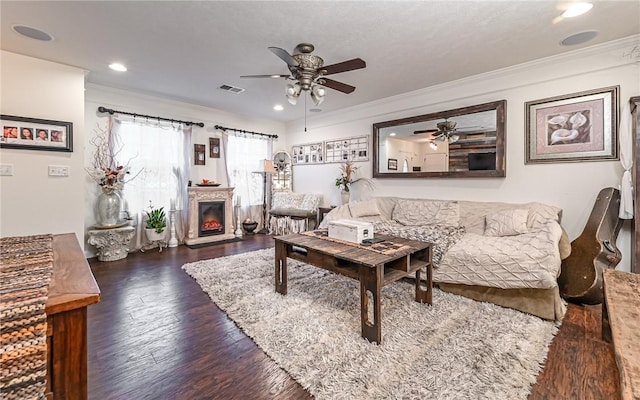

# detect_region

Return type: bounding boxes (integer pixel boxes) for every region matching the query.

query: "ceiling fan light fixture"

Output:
[310,85,325,106]
[286,83,301,97]
[448,135,460,143]
[286,94,297,105]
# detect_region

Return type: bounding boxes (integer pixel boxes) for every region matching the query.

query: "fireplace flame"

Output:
[202,219,223,231]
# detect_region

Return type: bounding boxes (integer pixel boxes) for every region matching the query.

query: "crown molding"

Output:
[291,34,640,132]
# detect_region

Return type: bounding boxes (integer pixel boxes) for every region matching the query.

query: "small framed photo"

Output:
[388,158,398,170]
[209,137,220,158]
[1,114,73,152]
[194,144,206,165]
[525,86,619,164]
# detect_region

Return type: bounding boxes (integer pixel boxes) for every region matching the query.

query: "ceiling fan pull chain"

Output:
[304,95,308,132]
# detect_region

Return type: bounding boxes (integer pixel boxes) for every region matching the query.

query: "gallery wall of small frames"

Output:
[292,136,369,165]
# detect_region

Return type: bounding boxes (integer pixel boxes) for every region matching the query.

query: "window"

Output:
[114,120,190,216]
[225,134,272,206]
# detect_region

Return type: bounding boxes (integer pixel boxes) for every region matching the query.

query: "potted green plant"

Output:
[145,204,167,242]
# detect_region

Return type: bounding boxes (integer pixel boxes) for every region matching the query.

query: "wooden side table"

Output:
[88,226,135,261]
[317,206,336,226]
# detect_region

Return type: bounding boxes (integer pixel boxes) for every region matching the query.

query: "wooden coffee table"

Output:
[274,233,432,344]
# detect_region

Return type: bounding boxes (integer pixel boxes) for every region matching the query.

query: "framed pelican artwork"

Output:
[525,86,619,164]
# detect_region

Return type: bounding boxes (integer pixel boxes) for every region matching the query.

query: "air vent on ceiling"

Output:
[219,84,245,94]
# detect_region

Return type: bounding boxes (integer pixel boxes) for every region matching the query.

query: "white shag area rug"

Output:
[182,248,559,400]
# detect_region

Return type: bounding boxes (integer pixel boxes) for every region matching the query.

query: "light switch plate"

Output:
[0,164,14,176]
[48,165,70,177]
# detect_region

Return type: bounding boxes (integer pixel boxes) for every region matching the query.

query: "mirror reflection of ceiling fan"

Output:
[413,119,483,144]
[241,43,366,106]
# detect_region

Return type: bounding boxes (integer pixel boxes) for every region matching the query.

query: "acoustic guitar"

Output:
[558,187,623,305]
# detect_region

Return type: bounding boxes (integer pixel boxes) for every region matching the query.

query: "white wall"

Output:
[84,85,285,255]
[286,36,640,272]
[0,51,86,243]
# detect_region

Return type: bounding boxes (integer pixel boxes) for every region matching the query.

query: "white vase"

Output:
[96,189,122,227]
[341,191,350,205]
[145,228,166,242]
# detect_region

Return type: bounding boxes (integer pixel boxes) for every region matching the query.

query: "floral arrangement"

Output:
[88,166,129,192]
[335,160,359,192]
[86,123,139,192]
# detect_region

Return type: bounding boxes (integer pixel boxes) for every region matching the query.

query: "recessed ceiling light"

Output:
[561,30,598,46]
[273,104,284,111]
[389,132,397,136]
[109,63,127,72]
[562,2,593,18]
[12,25,53,41]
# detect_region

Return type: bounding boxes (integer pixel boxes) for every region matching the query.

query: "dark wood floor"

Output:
[87,235,619,400]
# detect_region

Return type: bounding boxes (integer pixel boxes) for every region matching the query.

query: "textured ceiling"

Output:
[1,1,639,122]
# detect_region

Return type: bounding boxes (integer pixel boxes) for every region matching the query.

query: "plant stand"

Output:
[88,226,135,261]
[141,228,167,253]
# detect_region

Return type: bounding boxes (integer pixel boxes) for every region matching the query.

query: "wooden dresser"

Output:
[45,234,101,400]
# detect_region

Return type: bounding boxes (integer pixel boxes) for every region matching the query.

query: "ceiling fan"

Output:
[241,43,366,106]
[414,119,483,144]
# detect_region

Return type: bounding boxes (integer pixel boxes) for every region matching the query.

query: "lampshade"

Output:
[254,159,277,174]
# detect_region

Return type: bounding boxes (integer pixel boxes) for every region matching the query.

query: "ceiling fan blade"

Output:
[240,74,290,79]
[413,129,439,135]
[322,58,366,75]
[319,78,356,94]
[268,47,299,67]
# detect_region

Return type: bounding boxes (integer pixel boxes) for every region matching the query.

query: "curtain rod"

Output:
[214,124,278,139]
[98,106,205,127]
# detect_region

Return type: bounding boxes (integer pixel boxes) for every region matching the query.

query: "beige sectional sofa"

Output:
[319,196,569,321]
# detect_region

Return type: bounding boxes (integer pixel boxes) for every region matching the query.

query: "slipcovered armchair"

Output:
[268,192,321,235]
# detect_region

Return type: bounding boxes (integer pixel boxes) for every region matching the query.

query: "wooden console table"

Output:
[46,234,101,400]
[602,269,640,400]
[274,233,432,344]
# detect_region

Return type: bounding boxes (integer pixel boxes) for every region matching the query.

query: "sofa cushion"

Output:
[484,209,529,237]
[270,208,316,219]
[374,221,466,266]
[349,199,381,217]
[392,199,460,227]
[459,201,562,235]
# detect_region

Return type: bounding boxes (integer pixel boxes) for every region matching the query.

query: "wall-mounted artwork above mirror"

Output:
[373,100,506,178]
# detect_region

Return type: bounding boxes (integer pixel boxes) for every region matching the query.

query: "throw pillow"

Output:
[349,199,381,218]
[392,199,460,227]
[299,194,320,212]
[271,192,305,210]
[484,209,529,237]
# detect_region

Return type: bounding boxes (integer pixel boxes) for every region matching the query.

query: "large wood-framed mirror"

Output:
[373,100,506,178]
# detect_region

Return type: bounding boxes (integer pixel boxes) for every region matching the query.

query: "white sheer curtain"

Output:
[619,100,633,219]
[223,132,273,228]
[112,117,191,249]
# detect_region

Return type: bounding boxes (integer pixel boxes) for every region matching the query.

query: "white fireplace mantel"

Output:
[185,187,235,245]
